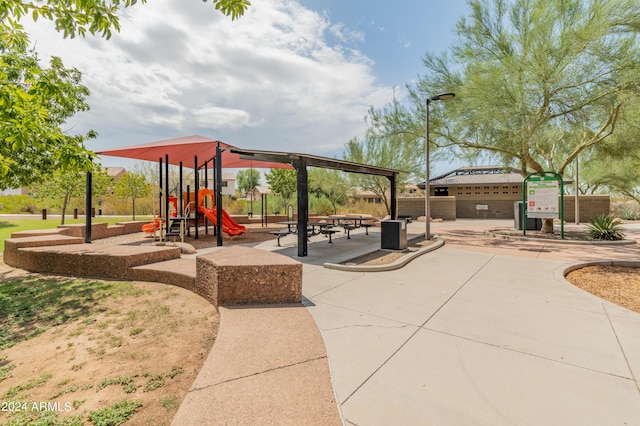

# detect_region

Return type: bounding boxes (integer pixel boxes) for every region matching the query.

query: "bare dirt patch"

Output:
[0,272,218,425]
[565,265,640,314]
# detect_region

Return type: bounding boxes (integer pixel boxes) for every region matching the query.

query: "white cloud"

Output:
[23,0,394,163]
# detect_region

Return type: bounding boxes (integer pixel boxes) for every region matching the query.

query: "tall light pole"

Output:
[425,92,455,240]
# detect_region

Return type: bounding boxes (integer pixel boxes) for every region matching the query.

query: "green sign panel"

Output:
[526,176,559,218]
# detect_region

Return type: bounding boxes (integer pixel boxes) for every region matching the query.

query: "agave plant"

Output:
[587,214,626,241]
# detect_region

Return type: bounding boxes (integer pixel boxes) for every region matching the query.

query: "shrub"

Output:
[587,214,626,241]
[89,399,142,426]
[619,207,640,221]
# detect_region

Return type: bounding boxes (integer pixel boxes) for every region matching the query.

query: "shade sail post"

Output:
[179,161,183,216]
[158,157,163,224]
[216,144,223,246]
[186,185,191,237]
[194,155,199,240]
[204,160,209,235]
[165,154,170,236]
[294,158,308,257]
[85,170,92,243]
[389,172,398,219]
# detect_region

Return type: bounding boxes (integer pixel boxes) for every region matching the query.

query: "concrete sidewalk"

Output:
[175,219,640,425]
[300,220,640,425]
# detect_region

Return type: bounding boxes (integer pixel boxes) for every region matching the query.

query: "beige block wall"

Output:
[562,195,610,222]
[397,197,456,221]
[456,199,517,219]
[455,195,610,220]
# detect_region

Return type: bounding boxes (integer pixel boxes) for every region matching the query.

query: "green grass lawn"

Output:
[0,216,153,253]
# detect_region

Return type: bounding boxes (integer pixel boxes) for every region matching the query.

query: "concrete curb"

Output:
[553,260,640,315]
[322,237,445,272]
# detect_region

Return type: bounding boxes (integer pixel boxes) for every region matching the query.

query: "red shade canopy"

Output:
[96,135,293,169]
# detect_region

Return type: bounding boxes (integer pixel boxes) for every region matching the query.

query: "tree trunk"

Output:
[541,218,554,233]
[132,198,136,220]
[61,192,71,225]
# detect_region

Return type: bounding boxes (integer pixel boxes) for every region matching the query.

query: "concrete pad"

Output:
[190,305,327,388]
[341,329,640,425]
[174,304,341,425]
[308,249,494,326]
[426,277,633,377]
[605,306,640,381]
[305,302,417,403]
[302,264,365,299]
[173,358,341,426]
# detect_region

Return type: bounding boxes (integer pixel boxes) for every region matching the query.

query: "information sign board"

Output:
[526,176,559,218]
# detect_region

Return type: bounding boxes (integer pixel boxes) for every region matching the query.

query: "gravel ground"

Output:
[565,265,640,314]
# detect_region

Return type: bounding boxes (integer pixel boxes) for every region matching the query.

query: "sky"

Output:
[24,0,470,175]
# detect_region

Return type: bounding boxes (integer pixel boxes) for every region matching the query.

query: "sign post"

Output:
[522,172,564,238]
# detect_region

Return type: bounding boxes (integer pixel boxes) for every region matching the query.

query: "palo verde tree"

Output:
[343,122,423,215]
[371,0,640,232]
[1,0,250,189]
[308,168,349,215]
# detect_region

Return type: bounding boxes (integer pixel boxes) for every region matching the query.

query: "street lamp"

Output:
[425,92,455,240]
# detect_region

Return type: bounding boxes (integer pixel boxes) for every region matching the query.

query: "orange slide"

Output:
[198,206,246,236]
[142,216,163,234]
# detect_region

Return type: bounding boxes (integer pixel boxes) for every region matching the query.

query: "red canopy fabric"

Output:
[96,135,292,169]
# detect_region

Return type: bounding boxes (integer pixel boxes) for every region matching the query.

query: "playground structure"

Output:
[97,135,400,256]
[142,188,246,242]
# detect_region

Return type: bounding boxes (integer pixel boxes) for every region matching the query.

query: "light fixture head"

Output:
[428,92,456,104]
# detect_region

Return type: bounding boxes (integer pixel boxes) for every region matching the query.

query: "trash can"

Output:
[514,201,542,231]
[381,220,407,250]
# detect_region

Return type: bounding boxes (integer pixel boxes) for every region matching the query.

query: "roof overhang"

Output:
[229,148,402,177]
[96,135,292,170]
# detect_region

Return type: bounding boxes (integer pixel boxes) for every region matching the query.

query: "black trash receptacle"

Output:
[514,201,542,230]
[381,220,407,250]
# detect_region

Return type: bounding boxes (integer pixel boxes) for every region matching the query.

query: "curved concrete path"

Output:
[300,220,640,425]
[171,219,640,425]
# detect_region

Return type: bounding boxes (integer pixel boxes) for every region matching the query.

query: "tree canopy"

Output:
[265,168,296,207]
[1,0,250,190]
[342,112,423,215]
[372,0,640,177]
[236,168,261,194]
[368,0,640,228]
[0,45,95,189]
[308,168,348,215]
[33,164,111,224]
[114,170,152,220]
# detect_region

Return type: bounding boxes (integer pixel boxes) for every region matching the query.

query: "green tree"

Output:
[343,125,422,215]
[309,168,348,215]
[33,165,111,224]
[1,45,96,189]
[1,0,250,189]
[114,171,152,220]
[373,0,640,231]
[236,169,261,194]
[2,0,251,50]
[265,169,296,208]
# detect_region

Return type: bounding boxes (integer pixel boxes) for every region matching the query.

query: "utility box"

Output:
[514,201,542,231]
[381,220,407,250]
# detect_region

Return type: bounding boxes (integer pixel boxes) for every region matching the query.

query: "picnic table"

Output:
[325,215,375,238]
[276,221,334,235]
